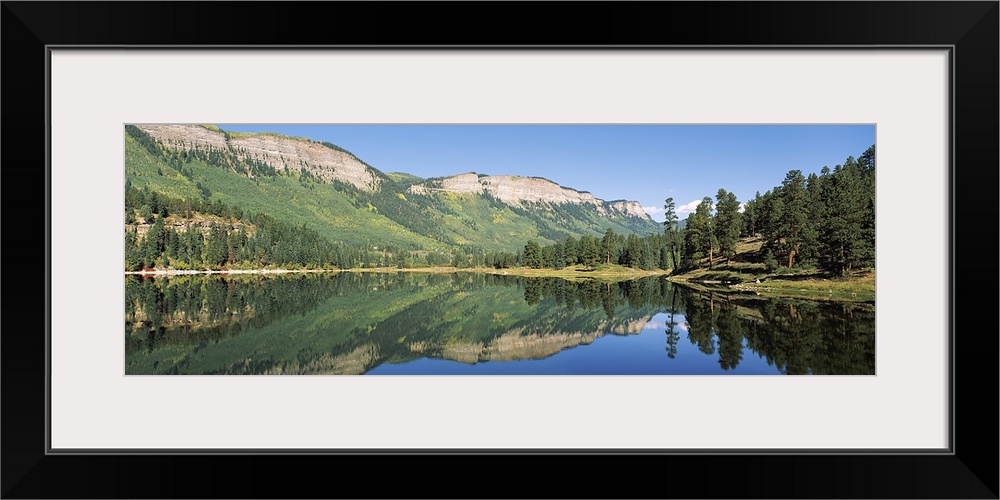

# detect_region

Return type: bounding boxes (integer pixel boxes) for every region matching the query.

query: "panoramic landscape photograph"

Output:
[124,124,876,375]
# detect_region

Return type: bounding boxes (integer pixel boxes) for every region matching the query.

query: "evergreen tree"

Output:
[741,191,761,237]
[549,241,566,269]
[181,223,198,267]
[758,188,783,257]
[138,204,153,223]
[580,235,600,268]
[523,240,543,269]
[563,235,579,266]
[452,248,468,268]
[602,228,617,265]
[166,227,182,263]
[657,234,671,270]
[777,170,809,268]
[205,222,228,267]
[125,229,142,271]
[663,197,681,270]
[799,172,825,266]
[819,160,871,275]
[683,198,714,269]
[140,215,166,268]
[625,233,643,268]
[714,189,741,265]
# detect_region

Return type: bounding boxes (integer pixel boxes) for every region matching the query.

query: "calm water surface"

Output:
[125,273,875,375]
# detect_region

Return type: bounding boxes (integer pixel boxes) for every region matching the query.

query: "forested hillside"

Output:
[124,125,662,271]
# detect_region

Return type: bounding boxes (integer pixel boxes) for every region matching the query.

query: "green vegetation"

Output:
[125,125,664,273]
[385,172,424,186]
[662,198,682,269]
[125,129,444,251]
[478,227,676,273]
[677,287,874,374]
[665,145,876,301]
[125,273,667,374]
[741,147,876,275]
[125,272,874,375]
[676,146,876,276]
[225,130,312,142]
[124,125,874,295]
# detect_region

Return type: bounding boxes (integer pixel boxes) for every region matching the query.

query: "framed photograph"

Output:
[4,2,996,498]
[120,122,878,377]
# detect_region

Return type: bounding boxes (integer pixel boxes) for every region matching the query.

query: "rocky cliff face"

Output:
[607,200,649,219]
[407,315,651,365]
[408,173,653,221]
[136,125,654,222]
[137,124,382,191]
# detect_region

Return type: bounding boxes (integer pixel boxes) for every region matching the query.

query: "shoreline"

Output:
[125,268,334,276]
[125,267,873,301]
[124,266,670,279]
[667,274,875,302]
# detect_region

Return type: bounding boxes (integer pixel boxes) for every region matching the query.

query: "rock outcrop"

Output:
[407,315,651,365]
[408,173,653,221]
[135,124,654,221]
[137,124,382,191]
[607,200,649,219]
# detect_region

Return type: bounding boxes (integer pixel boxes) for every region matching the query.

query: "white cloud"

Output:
[642,206,664,216]
[675,199,703,216]
[739,202,746,213]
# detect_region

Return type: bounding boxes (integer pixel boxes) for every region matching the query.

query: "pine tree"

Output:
[563,235,578,266]
[205,222,228,268]
[138,204,153,223]
[125,229,141,271]
[140,215,166,268]
[523,240,542,269]
[714,189,741,265]
[683,198,715,269]
[602,228,617,265]
[741,191,762,237]
[819,158,871,275]
[625,233,643,268]
[663,198,681,270]
[777,170,809,268]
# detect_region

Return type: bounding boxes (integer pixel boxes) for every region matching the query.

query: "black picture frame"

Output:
[3,2,996,498]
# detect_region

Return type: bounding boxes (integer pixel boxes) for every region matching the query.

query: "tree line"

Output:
[124,184,447,271]
[481,228,677,271]
[125,179,676,272]
[666,145,875,276]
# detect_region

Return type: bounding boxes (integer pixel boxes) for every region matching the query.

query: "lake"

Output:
[125,272,875,375]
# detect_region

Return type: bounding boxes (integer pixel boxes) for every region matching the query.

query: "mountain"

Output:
[126,124,664,253]
[408,172,652,221]
[125,273,663,375]
[138,124,386,191]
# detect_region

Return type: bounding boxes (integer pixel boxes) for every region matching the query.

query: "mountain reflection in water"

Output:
[125,273,874,375]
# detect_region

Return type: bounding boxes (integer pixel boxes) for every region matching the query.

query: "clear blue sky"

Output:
[215,124,875,222]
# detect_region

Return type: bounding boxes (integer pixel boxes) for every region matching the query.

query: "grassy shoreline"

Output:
[667,268,875,301]
[125,264,669,280]
[661,237,875,301]
[124,264,873,301]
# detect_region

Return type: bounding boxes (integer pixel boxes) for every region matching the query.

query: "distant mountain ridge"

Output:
[138,124,385,191]
[128,124,663,252]
[407,172,653,222]
[139,124,654,223]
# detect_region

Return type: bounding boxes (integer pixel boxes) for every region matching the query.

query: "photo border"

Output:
[3,2,996,498]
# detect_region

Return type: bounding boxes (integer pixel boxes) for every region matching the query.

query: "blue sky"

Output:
[215,124,875,222]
